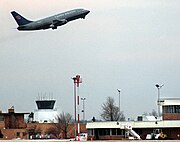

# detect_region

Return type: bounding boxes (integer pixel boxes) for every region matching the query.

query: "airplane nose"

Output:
[86,10,90,14]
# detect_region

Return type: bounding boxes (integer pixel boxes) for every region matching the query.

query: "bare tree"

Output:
[143,109,158,117]
[46,126,59,139]
[100,96,125,121]
[33,125,42,138]
[119,111,126,121]
[150,109,158,117]
[55,112,72,139]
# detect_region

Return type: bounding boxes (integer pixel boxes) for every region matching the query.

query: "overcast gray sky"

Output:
[0,0,180,120]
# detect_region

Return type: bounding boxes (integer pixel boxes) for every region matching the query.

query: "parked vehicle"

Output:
[76,133,88,141]
[146,129,167,140]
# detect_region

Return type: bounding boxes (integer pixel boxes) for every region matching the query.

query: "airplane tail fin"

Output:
[11,11,32,26]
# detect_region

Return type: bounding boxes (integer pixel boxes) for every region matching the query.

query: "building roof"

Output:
[160,98,180,106]
[86,120,180,129]
[160,98,180,101]
[0,112,29,116]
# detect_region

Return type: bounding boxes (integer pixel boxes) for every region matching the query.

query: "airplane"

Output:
[11,8,90,31]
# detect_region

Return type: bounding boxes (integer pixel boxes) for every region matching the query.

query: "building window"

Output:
[163,106,168,113]
[169,106,175,113]
[117,129,121,135]
[163,105,180,113]
[117,129,124,135]
[88,129,93,136]
[105,129,110,135]
[17,132,20,137]
[175,106,180,113]
[0,116,4,122]
[99,129,110,136]
[23,132,26,137]
[111,128,125,135]
[112,129,117,135]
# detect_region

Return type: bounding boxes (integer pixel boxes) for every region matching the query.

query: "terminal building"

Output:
[0,97,180,140]
[86,98,180,140]
[0,107,29,139]
[161,98,180,120]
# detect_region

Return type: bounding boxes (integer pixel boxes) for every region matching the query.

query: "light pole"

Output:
[155,84,164,118]
[81,97,86,123]
[117,89,121,118]
[72,76,77,138]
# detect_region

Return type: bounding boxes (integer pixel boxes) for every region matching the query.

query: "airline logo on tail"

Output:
[15,15,21,20]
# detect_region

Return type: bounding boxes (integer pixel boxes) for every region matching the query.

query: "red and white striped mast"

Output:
[72,75,82,141]
[75,75,82,141]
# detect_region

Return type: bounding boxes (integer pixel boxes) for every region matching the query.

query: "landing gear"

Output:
[52,26,57,30]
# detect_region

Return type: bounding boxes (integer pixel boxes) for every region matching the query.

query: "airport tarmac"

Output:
[1,140,180,142]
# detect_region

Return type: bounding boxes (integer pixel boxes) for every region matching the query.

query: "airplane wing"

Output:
[53,19,67,25]
[50,19,68,29]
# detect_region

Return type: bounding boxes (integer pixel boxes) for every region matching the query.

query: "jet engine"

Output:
[50,24,57,29]
[50,19,68,29]
[58,19,68,26]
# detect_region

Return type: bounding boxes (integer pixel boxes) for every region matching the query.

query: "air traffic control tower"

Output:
[34,98,58,123]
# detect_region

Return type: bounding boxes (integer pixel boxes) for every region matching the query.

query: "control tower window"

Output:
[36,100,55,109]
